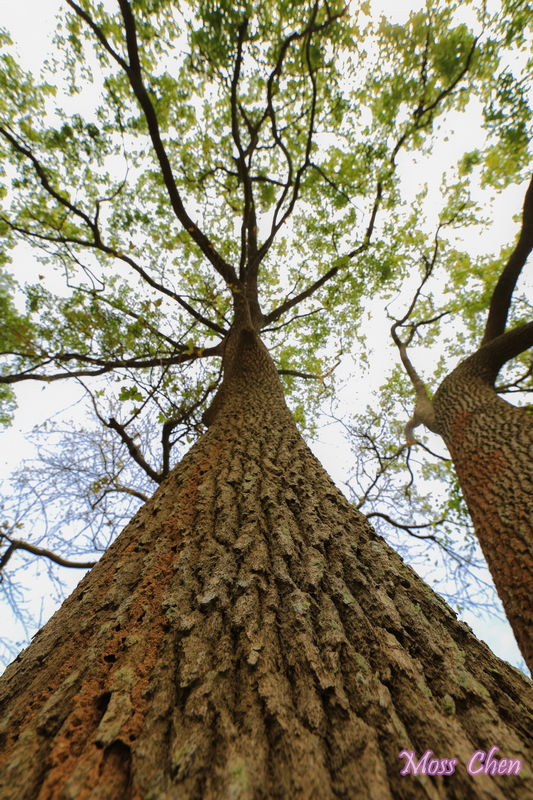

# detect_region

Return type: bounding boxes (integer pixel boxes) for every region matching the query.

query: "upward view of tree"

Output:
[1,0,533,796]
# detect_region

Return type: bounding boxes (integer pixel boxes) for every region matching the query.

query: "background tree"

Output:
[339,172,533,672]
[383,178,533,672]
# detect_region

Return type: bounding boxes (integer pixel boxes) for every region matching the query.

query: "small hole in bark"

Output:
[385,626,404,646]
[97,692,112,715]
[104,654,117,663]
[400,579,411,589]
[100,741,132,788]
[115,623,122,631]
[129,734,137,742]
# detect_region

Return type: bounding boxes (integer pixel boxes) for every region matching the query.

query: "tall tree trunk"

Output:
[1,327,533,800]
[433,359,533,676]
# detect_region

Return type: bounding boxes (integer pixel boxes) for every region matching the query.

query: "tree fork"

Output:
[1,329,533,800]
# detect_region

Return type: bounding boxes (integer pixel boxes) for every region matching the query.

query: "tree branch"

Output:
[110,482,150,503]
[482,174,533,344]
[65,0,128,70]
[68,0,239,287]
[0,125,99,239]
[278,369,321,379]
[229,20,259,279]
[107,417,163,484]
[390,36,479,166]
[387,232,449,438]
[0,536,96,573]
[262,265,339,327]
[465,320,533,385]
[495,357,533,393]
[2,216,227,335]
[249,5,346,273]
[160,373,221,475]
[86,292,185,351]
[391,329,438,439]
[365,510,446,539]
[0,344,223,385]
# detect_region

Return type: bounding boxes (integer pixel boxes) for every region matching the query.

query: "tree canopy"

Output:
[1,0,532,667]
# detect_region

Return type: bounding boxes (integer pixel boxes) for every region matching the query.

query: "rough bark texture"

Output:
[433,358,533,677]
[1,328,533,800]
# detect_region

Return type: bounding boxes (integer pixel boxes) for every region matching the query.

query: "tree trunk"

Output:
[1,328,533,800]
[433,359,533,676]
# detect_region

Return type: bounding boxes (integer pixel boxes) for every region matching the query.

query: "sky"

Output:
[0,0,530,675]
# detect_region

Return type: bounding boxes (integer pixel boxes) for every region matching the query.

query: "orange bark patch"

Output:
[126,546,176,741]
[4,436,227,798]
[0,631,87,772]
[34,544,177,799]
[37,676,110,800]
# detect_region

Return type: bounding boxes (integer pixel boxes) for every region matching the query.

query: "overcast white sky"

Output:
[0,0,530,675]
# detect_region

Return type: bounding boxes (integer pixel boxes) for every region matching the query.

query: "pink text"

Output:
[399,750,457,776]
[467,746,522,776]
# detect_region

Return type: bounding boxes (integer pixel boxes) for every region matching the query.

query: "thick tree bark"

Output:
[433,355,533,677]
[1,327,533,799]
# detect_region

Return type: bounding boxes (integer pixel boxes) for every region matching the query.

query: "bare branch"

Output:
[365,511,446,539]
[413,440,450,462]
[107,417,163,484]
[110,482,150,503]
[0,536,96,573]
